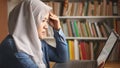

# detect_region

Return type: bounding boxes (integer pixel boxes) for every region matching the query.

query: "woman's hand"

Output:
[48,12,61,30]
[98,62,105,68]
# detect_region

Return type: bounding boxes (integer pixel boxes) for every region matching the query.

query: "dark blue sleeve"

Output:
[48,29,69,63]
[0,36,38,68]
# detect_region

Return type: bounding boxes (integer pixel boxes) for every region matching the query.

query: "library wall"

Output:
[0,0,8,42]
[45,0,120,62]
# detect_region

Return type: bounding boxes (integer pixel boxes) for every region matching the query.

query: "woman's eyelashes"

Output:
[42,19,49,23]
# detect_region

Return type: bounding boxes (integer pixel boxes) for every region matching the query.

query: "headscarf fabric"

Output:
[8,0,52,68]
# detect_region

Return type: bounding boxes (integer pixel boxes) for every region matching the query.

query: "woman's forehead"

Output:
[42,13,49,19]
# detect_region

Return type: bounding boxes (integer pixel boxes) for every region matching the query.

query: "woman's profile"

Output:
[0,0,68,68]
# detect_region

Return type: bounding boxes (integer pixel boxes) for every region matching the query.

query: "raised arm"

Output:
[47,12,69,62]
[47,29,69,62]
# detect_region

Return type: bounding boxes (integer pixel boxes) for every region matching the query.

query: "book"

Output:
[67,3,73,16]
[72,2,78,16]
[84,41,91,60]
[88,22,94,37]
[113,1,118,16]
[79,41,87,60]
[74,40,80,60]
[98,23,108,37]
[71,20,77,37]
[53,2,61,16]
[62,0,68,16]
[94,22,102,37]
[45,0,119,16]
[77,21,82,37]
[116,20,120,61]
[108,1,113,16]
[82,1,89,16]
[102,0,107,16]
[103,22,112,34]
[76,2,83,16]
[85,21,92,37]
[73,20,80,37]
[67,19,73,37]
[88,1,94,16]
[79,21,85,37]
[94,1,99,16]
[46,1,54,13]
[91,23,98,37]
[62,20,69,37]
[89,42,94,60]
[118,0,120,16]
[82,22,89,37]
[96,3,101,16]
[68,40,75,60]
[93,42,99,60]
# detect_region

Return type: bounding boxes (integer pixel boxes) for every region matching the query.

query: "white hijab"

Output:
[8,0,52,68]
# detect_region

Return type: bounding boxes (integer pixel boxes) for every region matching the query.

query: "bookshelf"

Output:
[43,0,120,67]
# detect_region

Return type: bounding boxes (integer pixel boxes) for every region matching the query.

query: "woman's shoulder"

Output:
[0,35,14,45]
[41,40,48,47]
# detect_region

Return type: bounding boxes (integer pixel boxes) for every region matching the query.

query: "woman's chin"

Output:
[39,35,47,39]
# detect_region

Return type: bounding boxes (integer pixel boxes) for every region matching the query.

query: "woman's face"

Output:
[37,13,49,39]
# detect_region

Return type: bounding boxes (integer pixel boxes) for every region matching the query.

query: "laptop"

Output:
[53,30,119,68]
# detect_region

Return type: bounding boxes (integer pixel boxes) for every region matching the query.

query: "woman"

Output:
[0,0,68,68]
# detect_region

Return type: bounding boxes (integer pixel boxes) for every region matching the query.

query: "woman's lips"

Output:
[42,31,46,34]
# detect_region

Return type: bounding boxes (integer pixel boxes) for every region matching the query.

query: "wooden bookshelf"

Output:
[105,62,120,68]
[45,0,120,67]
[50,62,55,68]
[45,0,120,64]
[0,0,8,42]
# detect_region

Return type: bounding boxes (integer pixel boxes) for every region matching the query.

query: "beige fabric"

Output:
[8,0,52,68]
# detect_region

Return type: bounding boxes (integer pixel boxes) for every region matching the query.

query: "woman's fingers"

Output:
[50,15,57,20]
[49,12,54,16]
[50,12,58,18]
[98,62,105,68]
[49,12,61,30]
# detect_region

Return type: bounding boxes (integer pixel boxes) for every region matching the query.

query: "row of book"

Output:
[67,39,120,61]
[44,0,120,16]
[60,19,114,37]
[118,0,120,16]
[115,19,120,62]
[67,40,105,60]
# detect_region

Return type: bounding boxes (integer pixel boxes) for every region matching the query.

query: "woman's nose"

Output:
[44,22,48,29]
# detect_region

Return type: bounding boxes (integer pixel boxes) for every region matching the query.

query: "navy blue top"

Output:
[0,29,69,68]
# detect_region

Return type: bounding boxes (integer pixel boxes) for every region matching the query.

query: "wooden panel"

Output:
[105,62,120,68]
[0,0,8,42]
[50,62,55,68]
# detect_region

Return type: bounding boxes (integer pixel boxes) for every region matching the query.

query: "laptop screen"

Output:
[97,31,119,66]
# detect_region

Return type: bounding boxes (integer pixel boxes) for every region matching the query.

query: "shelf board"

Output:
[59,16,120,19]
[66,37,107,40]
[44,37,107,40]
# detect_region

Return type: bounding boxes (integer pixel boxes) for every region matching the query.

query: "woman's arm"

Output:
[47,29,69,63]
[47,12,69,63]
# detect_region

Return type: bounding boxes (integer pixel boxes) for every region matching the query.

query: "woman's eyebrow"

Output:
[42,18,49,22]
[45,17,49,20]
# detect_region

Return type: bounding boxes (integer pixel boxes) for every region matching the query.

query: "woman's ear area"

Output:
[36,13,41,26]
